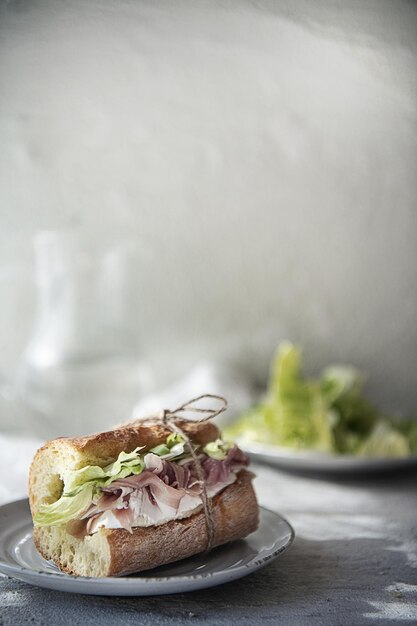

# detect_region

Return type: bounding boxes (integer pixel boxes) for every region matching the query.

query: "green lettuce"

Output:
[149,432,187,459]
[203,439,233,460]
[357,422,410,458]
[34,446,148,527]
[62,447,146,496]
[266,343,334,452]
[226,342,417,457]
[33,484,95,527]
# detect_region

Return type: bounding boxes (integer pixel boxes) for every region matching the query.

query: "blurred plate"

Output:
[241,441,417,474]
[0,499,294,596]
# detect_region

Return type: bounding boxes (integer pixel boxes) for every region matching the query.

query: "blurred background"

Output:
[0,0,416,438]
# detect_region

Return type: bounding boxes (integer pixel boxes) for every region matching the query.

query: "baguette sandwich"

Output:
[29,418,259,577]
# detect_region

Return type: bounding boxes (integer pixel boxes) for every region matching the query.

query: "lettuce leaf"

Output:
[33,484,95,527]
[33,447,148,527]
[62,447,146,496]
[203,439,232,460]
[150,432,187,459]
[357,422,410,458]
[267,342,334,452]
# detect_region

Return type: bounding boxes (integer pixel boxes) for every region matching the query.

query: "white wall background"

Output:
[0,0,416,428]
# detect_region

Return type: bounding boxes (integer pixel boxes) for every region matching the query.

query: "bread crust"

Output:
[34,469,259,577]
[37,419,219,462]
[67,419,219,456]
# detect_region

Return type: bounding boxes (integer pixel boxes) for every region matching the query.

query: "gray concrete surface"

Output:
[1,464,416,626]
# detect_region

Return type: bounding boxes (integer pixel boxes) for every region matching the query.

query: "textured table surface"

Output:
[1,463,417,626]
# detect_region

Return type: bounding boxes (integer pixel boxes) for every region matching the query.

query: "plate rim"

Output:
[0,499,294,588]
[241,441,417,465]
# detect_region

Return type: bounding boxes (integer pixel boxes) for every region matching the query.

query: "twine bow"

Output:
[131,394,228,551]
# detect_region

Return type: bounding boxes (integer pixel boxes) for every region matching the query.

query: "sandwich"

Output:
[29,416,259,577]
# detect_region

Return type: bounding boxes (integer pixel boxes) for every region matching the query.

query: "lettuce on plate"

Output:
[225,342,417,457]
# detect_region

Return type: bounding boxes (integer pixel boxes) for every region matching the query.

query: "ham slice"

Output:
[70,446,249,536]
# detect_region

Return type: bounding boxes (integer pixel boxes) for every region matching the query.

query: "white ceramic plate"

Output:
[0,499,294,596]
[241,441,417,474]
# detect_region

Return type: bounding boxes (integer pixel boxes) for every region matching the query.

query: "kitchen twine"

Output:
[131,394,228,552]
